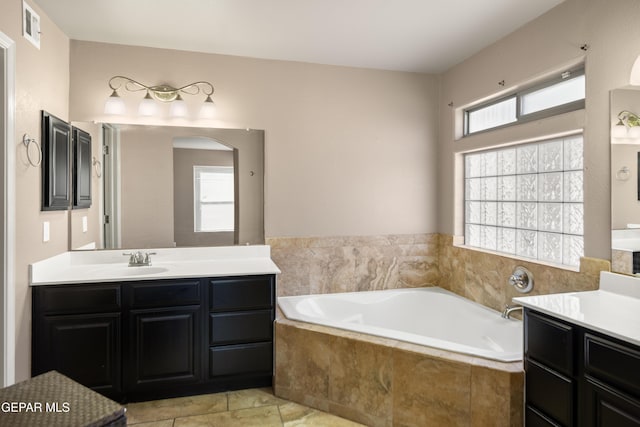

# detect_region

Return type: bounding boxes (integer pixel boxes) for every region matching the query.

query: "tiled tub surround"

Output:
[267,234,440,297]
[268,234,610,311]
[437,234,610,313]
[274,319,524,427]
[270,234,609,425]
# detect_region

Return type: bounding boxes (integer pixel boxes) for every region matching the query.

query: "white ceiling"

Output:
[33,0,564,73]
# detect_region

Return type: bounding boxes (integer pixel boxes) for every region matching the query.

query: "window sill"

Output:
[452,240,580,273]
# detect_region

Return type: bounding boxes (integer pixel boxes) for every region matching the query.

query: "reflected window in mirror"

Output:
[194,166,235,233]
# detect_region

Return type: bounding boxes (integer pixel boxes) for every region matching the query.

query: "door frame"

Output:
[0,30,16,386]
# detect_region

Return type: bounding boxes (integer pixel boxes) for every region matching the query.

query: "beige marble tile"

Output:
[437,234,609,312]
[274,322,332,399]
[612,250,633,275]
[270,233,438,297]
[174,405,282,427]
[227,388,288,411]
[581,256,611,276]
[470,366,524,427]
[328,335,393,426]
[125,393,227,424]
[393,349,471,427]
[279,402,364,427]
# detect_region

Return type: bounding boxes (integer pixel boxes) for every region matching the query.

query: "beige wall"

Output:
[173,148,235,247]
[68,41,440,240]
[0,0,70,381]
[438,0,640,261]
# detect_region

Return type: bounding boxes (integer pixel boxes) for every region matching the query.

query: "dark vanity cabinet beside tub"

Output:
[524,308,640,426]
[32,274,276,402]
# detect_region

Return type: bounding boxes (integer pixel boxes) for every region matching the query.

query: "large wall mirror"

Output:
[70,123,265,250]
[611,88,640,274]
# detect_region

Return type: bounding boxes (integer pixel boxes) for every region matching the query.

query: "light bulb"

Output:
[199,96,216,119]
[104,90,126,115]
[628,126,640,140]
[611,122,628,139]
[138,91,157,116]
[169,94,188,118]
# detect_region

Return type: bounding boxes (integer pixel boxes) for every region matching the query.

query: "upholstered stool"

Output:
[0,370,125,426]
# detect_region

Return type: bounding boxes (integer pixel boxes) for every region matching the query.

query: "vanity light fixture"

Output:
[612,110,640,142]
[104,76,216,118]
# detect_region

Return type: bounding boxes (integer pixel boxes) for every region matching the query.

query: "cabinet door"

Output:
[41,111,71,211]
[72,126,92,209]
[128,306,201,391]
[33,312,121,397]
[585,377,640,427]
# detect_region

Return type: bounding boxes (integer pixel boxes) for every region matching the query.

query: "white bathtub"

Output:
[278,287,523,362]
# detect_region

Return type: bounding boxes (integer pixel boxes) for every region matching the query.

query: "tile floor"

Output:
[125,388,364,426]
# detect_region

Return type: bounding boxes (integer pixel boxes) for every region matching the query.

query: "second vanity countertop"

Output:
[513,271,640,348]
[30,245,281,286]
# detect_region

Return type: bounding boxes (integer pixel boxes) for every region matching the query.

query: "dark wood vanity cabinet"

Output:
[208,276,275,385]
[125,280,202,393]
[32,274,276,402]
[31,284,122,399]
[524,308,640,426]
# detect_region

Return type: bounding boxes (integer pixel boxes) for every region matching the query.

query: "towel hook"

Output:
[92,156,102,178]
[23,134,42,167]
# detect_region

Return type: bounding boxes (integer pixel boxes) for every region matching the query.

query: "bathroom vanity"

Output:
[29,246,280,403]
[514,272,640,426]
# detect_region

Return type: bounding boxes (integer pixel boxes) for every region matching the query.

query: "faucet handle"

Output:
[123,252,137,265]
[144,252,157,265]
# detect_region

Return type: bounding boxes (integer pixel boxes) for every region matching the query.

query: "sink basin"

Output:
[90,266,170,277]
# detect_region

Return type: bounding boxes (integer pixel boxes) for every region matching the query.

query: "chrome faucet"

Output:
[501,304,523,319]
[123,251,156,267]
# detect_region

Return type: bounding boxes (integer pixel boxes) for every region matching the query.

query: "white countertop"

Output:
[513,271,640,347]
[30,246,281,286]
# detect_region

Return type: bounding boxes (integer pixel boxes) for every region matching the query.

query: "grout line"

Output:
[276,404,285,427]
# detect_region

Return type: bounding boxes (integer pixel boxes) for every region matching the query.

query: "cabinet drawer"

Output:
[34,284,121,314]
[129,280,201,308]
[209,310,273,345]
[526,359,574,426]
[585,333,640,398]
[210,276,274,312]
[525,310,574,376]
[209,342,272,377]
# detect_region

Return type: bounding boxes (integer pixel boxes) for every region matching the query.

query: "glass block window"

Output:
[464,134,584,267]
[464,69,585,136]
[194,166,235,232]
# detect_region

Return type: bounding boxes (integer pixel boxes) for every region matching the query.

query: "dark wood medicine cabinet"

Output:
[41,111,92,211]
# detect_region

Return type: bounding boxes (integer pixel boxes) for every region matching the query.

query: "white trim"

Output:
[0,31,16,386]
